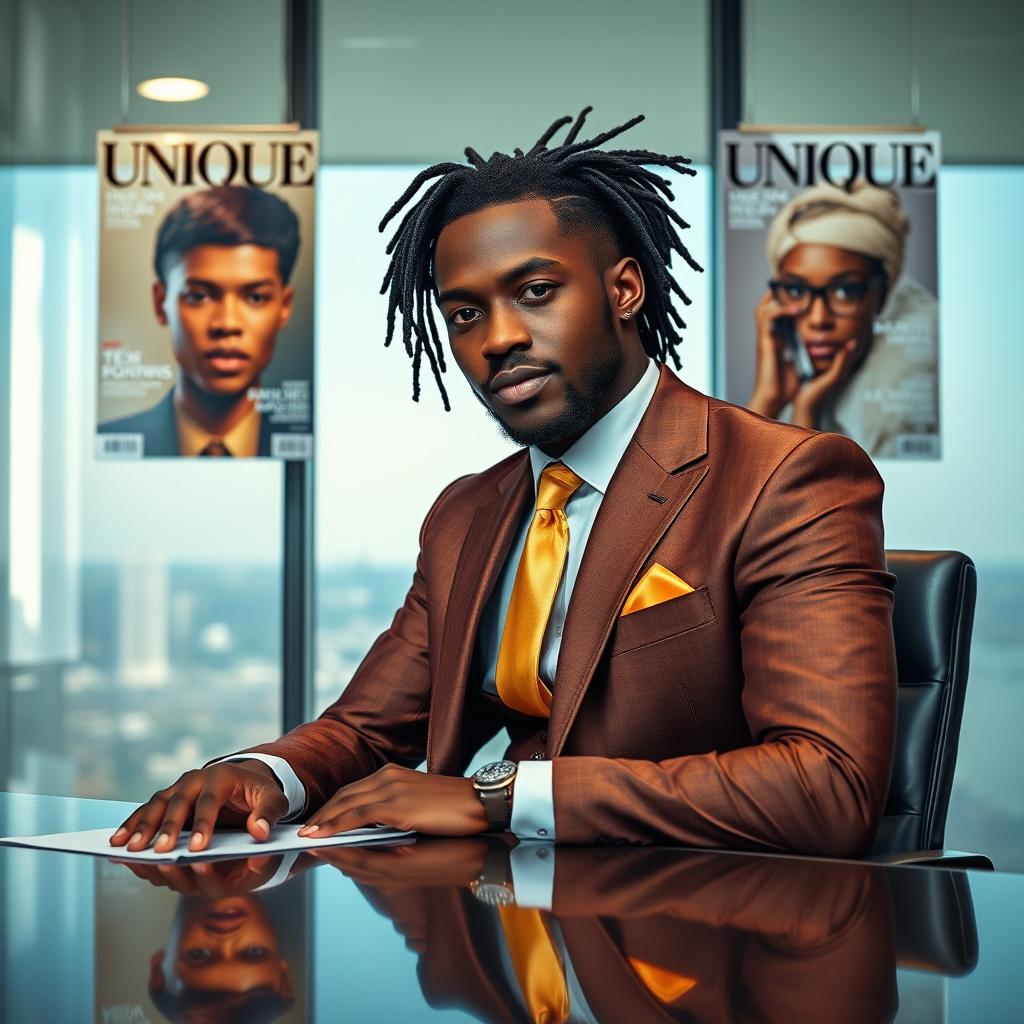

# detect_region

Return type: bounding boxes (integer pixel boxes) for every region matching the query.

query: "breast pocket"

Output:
[609,586,716,658]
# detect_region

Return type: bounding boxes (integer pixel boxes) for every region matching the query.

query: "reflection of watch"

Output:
[469,838,515,906]
[471,760,517,832]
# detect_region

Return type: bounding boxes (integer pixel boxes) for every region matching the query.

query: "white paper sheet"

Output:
[0,823,413,862]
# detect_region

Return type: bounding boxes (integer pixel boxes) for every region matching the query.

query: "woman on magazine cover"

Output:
[746,180,938,458]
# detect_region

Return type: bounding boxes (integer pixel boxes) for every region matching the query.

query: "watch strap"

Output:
[478,784,512,832]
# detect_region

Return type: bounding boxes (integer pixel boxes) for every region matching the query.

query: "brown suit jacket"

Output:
[232,364,897,856]
[353,848,898,1024]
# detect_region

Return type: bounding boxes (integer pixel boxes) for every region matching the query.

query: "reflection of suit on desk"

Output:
[356,850,899,1024]
[235,364,897,854]
[98,389,273,457]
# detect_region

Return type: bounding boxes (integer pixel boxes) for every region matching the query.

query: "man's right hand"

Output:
[107,759,289,854]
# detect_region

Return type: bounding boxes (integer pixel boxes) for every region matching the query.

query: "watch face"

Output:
[471,881,515,907]
[474,760,517,787]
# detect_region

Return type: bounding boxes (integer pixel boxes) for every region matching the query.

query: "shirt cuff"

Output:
[510,841,555,909]
[215,753,307,822]
[253,850,302,891]
[510,759,555,841]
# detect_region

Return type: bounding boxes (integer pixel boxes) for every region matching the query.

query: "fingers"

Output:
[112,791,174,853]
[298,800,387,838]
[110,763,279,855]
[185,786,235,852]
[151,787,206,853]
[805,338,856,393]
[243,782,289,845]
[297,771,397,839]
[754,295,787,346]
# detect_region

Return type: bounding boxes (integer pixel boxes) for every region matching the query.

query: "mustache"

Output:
[486,353,557,391]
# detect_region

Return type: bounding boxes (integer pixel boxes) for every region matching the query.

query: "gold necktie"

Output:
[496,462,584,718]
[498,905,570,1024]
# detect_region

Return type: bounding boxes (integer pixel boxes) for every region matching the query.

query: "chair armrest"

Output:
[868,849,994,870]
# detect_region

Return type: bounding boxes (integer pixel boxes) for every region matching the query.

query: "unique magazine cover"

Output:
[718,130,941,459]
[95,128,318,459]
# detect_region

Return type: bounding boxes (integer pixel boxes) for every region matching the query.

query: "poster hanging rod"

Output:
[112,122,302,134]
[738,123,929,134]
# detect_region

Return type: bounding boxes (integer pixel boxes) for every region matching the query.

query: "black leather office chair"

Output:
[892,867,979,977]
[869,550,992,868]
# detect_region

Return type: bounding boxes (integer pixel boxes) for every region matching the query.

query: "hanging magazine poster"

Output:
[718,130,941,459]
[95,128,318,459]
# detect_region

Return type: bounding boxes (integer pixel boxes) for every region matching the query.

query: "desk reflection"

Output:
[98,840,984,1024]
[96,853,313,1023]
[321,840,900,1023]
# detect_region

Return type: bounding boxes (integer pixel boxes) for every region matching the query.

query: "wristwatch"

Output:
[471,760,517,832]
[469,838,516,906]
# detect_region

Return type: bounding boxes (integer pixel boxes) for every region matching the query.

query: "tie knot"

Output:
[535,462,583,511]
[200,440,232,457]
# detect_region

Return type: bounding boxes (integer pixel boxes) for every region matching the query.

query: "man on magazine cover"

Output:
[112,108,897,857]
[99,185,299,457]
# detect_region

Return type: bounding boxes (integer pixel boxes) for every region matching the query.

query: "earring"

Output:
[623,309,633,320]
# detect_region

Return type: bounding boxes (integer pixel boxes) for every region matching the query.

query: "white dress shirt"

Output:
[224,359,661,839]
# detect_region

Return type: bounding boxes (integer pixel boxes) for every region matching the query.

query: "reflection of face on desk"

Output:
[148,894,294,1020]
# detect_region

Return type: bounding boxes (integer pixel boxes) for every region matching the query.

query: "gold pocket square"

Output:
[621,563,695,617]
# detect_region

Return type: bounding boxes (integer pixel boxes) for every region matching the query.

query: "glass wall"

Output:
[313,0,712,775]
[744,0,1024,868]
[1,0,289,801]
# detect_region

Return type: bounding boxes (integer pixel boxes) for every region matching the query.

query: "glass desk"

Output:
[1,790,1020,1022]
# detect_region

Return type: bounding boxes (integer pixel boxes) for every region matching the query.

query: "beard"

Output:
[473,295,622,450]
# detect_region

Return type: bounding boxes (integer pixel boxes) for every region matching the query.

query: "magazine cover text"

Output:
[718,130,941,459]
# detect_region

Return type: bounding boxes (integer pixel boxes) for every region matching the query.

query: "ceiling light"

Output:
[136,77,210,103]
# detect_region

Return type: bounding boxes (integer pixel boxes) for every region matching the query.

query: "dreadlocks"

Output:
[378,106,703,411]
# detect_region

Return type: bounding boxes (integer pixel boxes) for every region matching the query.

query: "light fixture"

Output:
[136,77,210,103]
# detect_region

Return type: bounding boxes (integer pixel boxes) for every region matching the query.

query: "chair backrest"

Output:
[870,550,977,855]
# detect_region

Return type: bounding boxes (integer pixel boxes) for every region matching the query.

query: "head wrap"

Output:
[766,180,910,288]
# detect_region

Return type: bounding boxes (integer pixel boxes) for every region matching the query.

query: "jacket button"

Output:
[530,751,545,760]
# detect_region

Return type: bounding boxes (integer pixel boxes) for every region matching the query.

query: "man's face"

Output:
[150,895,293,997]
[776,244,885,375]
[153,244,294,398]
[433,197,644,452]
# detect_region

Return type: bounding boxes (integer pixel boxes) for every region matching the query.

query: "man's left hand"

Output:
[297,764,490,838]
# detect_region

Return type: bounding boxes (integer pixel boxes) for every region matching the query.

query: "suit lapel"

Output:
[549,367,710,754]
[428,455,532,773]
[149,390,180,456]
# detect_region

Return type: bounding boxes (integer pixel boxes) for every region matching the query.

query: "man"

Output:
[146,893,295,1022]
[111,108,897,857]
[99,185,299,457]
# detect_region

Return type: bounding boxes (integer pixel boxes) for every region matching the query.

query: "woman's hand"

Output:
[789,339,857,428]
[747,291,800,419]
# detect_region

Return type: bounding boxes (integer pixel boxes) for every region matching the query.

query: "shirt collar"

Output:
[174,390,262,458]
[528,358,659,495]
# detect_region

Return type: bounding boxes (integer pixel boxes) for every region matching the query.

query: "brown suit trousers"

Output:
[229,364,898,856]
